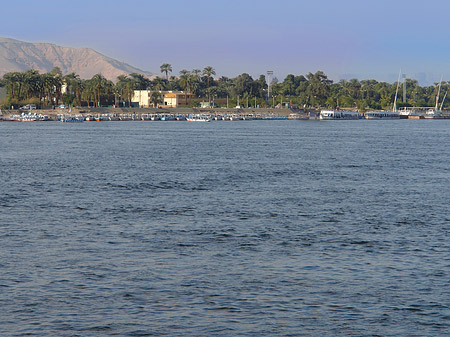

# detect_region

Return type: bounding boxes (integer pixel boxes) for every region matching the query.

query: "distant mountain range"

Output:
[0,37,153,81]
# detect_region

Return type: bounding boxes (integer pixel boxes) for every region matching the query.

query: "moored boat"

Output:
[319,110,359,120]
[365,111,400,119]
[186,114,211,122]
[11,112,50,121]
[59,114,84,122]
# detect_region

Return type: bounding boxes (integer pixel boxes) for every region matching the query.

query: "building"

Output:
[132,90,195,108]
[163,91,195,107]
[132,90,153,107]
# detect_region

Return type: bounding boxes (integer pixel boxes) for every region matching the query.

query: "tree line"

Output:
[0,65,447,110]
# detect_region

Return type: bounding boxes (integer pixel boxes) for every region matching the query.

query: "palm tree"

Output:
[190,69,201,96]
[41,73,56,107]
[74,78,85,107]
[90,74,108,107]
[3,72,18,99]
[202,66,216,89]
[179,69,191,93]
[129,73,151,90]
[63,73,79,95]
[15,72,26,100]
[23,70,41,100]
[179,69,194,106]
[160,63,172,80]
[53,76,63,106]
[116,75,130,107]
[152,77,168,91]
[203,66,216,102]
[82,80,96,107]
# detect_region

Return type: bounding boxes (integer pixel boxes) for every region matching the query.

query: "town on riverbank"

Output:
[2,106,450,122]
[2,65,450,122]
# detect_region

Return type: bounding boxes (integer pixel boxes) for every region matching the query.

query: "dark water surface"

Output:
[1,120,450,336]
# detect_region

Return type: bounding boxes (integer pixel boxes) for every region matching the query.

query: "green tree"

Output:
[160,63,172,80]
[202,66,216,101]
[3,72,19,99]
[152,77,168,91]
[130,73,151,90]
[88,74,113,107]
[306,71,332,106]
[116,75,134,107]
[23,70,42,100]
[63,72,80,106]
[179,69,191,93]
[150,91,163,107]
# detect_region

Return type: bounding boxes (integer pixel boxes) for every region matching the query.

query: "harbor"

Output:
[2,107,450,122]
[0,107,303,122]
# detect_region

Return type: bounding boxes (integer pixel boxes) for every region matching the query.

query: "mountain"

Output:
[0,37,153,81]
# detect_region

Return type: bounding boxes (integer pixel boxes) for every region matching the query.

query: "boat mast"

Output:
[440,90,448,111]
[435,76,443,110]
[393,70,402,112]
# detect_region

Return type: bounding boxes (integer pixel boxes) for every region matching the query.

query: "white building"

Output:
[132,90,195,108]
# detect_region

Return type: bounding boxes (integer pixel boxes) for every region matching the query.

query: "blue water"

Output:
[1,120,450,336]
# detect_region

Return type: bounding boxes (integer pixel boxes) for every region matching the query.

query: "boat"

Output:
[399,108,422,119]
[424,109,439,119]
[60,114,84,122]
[186,114,211,122]
[424,78,447,119]
[160,114,177,121]
[288,113,309,120]
[385,69,403,118]
[318,110,359,120]
[12,112,50,121]
[108,114,120,121]
[365,111,400,119]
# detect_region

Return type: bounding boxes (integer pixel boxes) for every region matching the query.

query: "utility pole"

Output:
[403,74,406,103]
[267,70,273,104]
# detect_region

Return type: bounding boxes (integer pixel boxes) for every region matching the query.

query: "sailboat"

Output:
[395,71,416,119]
[425,77,445,119]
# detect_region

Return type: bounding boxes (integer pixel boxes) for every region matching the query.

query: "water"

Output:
[1,120,450,336]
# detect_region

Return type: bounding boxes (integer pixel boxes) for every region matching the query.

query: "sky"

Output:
[3,0,450,85]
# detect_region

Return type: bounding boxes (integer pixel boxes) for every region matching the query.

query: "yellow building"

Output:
[132,90,195,108]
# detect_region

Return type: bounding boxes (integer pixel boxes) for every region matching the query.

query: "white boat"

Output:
[424,78,447,119]
[319,110,359,120]
[186,114,211,122]
[365,111,400,119]
[13,112,50,121]
[60,114,84,122]
[424,109,444,119]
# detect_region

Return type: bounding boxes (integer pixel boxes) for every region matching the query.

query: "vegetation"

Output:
[1,64,448,110]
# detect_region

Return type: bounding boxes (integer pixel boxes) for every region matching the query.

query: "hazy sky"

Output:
[3,0,450,84]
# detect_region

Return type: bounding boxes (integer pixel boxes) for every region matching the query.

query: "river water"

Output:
[1,120,450,336]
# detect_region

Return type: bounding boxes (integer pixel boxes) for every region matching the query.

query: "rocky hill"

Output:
[0,37,153,81]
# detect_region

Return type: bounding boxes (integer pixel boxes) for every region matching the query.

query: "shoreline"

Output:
[2,107,450,121]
